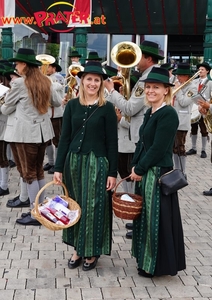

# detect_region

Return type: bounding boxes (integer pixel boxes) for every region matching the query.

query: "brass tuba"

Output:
[110,41,142,100]
[66,63,84,100]
[36,54,55,75]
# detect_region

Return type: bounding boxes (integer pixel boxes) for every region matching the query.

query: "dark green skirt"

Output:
[62,151,112,258]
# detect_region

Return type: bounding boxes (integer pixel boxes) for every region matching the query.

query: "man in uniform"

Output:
[186,62,212,158]
[104,40,164,239]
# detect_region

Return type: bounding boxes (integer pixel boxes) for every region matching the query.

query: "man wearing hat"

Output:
[44,61,65,174]
[186,62,212,159]
[86,51,102,62]
[68,50,82,64]
[172,63,198,174]
[160,63,175,84]
[104,40,164,239]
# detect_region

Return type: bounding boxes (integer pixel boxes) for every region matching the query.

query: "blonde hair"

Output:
[78,73,106,106]
[24,65,51,114]
[144,84,173,106]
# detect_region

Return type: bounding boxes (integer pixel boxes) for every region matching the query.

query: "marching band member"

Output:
[104,40,164,240]
[186,62,212,158]
[43,61,64,174]
[2,48,61,226]
[171,63,197,174]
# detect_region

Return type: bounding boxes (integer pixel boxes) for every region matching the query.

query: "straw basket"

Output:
[112,178,142,220]
[31,181,81,231]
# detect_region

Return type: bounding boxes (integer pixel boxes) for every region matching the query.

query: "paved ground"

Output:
[1,136,212,300]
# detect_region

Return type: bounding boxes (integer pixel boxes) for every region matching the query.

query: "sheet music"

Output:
[0,84,9,97]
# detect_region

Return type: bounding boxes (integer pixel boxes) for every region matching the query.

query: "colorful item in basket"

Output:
[52,195,69,207]
[47,207,71,225]
[39,207,64,225]
[120,194,135,202]
[45,196,80,223]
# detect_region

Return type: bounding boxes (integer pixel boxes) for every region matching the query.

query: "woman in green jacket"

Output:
[130,67,186,277]
[54,61,118,271]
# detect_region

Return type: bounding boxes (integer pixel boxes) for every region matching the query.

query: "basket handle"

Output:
[34,180,69,215]
[113,176,131,194]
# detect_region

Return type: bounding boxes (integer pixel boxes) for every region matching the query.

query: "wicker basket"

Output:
[112,178,142,220]
[31,181,81,231]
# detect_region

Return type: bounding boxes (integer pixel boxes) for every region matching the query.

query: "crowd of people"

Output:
[1,40,212,276]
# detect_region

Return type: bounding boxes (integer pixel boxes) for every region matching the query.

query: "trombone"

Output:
[173,70,201,96]
[36,54,55,75]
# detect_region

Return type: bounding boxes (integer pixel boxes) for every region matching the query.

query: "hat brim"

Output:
[142,78,175,87]
[197,64,211,71]
[174,70,193,75]
[69,55,82,58]
[141,49,164,60]
[86,58,102,61]
[3,70,21,80]
[78,70,108,80]
[8,57,42,66]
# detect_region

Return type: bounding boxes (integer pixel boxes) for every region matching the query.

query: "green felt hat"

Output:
[3,66,21,81]
[8,48,42,66]
[141,67,174,86]
[86,51,102,61]
[104,65,117,77]
[160,63,174,71]
[69,50,82,58]
[140,41,164,60]
[77,61,108,80]
[174,63,193,75]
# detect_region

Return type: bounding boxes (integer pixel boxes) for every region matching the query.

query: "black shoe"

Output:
[9,160,16,168]
[6,198,30,208]
[16,215,41,226]
[0,187,9,196]
[203,188,212,196]
[21,211,31,218]
[68,256,82,269]
[43,163,54,171]
[186,149,197,155]
[201,150,207,158]
[48,166,55,174]
[126,231,133,239]
[7,195,24,203]
[125,223,133,230]
[82,257,99,271]
[138,268,154,278]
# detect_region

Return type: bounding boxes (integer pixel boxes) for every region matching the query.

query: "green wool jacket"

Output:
[54,98,118,177]
[132,105,179,176]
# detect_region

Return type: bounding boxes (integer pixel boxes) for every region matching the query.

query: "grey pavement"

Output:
[1,135,212,300]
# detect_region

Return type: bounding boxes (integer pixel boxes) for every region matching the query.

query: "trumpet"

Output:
[36,54,55,75]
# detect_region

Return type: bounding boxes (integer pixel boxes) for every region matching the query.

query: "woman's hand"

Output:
[130,167,142,181]
[53,172,63,185]
[106,176,116,191]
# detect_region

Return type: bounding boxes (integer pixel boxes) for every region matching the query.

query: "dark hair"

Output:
[143,53,158,64]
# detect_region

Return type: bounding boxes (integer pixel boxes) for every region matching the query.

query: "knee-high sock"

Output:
[27,180,40,211]
[6,144,12,161]
[54,147,58,164]
[202,136,208,151]
[173,154,180,169]
[20,177,29,202]
[1,167,9,190]
[46,144,54,166]
[180,156,186,174]
[38,179,46,203]
[191,134,197,150]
